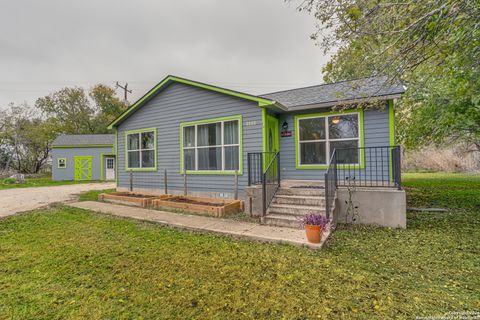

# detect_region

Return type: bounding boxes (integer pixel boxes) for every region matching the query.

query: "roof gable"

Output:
[108,75,279,129]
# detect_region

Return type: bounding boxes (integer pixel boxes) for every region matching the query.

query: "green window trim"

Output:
[294,109,365,170]
[57,158,67,169]
[388,100,395,181]
[124,127,158,172]
[108,75,283,129]
[115,128,119,187]
[388,100,395,146]
[179,115,243,175]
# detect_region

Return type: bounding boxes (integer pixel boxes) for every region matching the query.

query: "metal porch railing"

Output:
[247,151,280,216]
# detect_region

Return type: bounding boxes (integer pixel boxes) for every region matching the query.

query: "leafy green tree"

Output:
[0,84,126,173]
[0,103,55,173]
[36,84,126,135]
[298,0,480,150]
[89,84,128,133]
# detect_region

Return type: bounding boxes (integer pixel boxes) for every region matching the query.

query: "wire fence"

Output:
[121,169,240,199]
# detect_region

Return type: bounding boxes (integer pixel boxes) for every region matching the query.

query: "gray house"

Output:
[52,134,116,181]
[107,75,407,228]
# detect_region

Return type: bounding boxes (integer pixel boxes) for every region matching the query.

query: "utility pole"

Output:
[116,81,132,105]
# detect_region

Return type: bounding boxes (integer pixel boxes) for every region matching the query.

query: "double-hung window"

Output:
[182,116,241,173]
[297,112,361,166]
[126,129,156,170]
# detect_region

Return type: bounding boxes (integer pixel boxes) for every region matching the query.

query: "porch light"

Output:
[331,116,341,124]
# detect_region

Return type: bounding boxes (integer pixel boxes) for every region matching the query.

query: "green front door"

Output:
[263,113,279,169]
[265,114,279,153]
[74,156,93,181]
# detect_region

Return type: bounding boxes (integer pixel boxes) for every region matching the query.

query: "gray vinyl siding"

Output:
[278,102,393,181]
[116,82,263,198]
[52,146,114,181]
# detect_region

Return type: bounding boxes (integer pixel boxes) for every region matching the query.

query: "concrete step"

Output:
[276,187,325,197]
[268,203,325,216]
[273,194,325,206]
[263,214,303,228]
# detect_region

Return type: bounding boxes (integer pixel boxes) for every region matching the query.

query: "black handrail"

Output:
[324,150,337,220]
[262,152,280,216]
[334,145,402,189]
[247,152,276,186]
[324,145,402,219]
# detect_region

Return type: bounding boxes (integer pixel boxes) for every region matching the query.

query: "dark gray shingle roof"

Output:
[52,134,115,147]
[261,77,405,110]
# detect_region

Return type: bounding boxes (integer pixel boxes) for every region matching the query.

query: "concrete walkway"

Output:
[69,201,329,249]
[0,182,115,218]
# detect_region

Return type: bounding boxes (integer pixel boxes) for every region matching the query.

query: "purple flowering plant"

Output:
[302,213,329,228]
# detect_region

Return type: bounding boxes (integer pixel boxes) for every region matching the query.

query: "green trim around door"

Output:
[74,156,93,181]
[100,153,115,180]
[262,108,280,170]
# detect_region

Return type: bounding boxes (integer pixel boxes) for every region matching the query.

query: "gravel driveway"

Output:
[0,182,115,218]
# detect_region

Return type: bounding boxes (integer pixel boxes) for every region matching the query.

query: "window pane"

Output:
[198,147,221,170]
[141,150,155,168]
[328,114,359,139]
[128,151,140,168]
[330,140,359,164]
[300,141,326,164]
[224,146,239,171]
[224,120,238,145]
[183,149,195,171]
[107,158,114,169]
[141,131,155,149]
[127,133,139,150]
[197,123,221,146]
[299,118,326,141]
[183,126,195,148]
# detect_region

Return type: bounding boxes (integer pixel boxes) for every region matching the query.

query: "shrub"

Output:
[2,177,17,185]
[403,145,480,173]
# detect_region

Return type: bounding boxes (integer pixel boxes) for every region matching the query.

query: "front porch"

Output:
[246,145,406,228]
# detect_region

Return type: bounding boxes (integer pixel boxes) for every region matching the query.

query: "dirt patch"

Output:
[99,192,169,208]
[291,186,325,189]
[153,195,244,217]
[112,192,158,199]
[166,197,224,207]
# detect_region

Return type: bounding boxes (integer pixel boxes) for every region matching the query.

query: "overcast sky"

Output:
[1,0,330,107]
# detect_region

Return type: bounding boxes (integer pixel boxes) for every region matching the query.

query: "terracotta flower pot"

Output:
[304,224,322,243]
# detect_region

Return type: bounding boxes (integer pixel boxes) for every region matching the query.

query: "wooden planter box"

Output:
[152,195,244,217]
[98,192,170,208]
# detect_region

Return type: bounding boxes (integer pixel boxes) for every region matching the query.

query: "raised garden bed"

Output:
[152,195,244,217]
[98,192,170,208]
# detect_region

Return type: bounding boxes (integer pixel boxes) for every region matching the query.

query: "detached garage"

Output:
[51,134,116,181]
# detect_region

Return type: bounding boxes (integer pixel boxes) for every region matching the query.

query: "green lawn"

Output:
[0,175,104,190]
[0,173,478,319]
